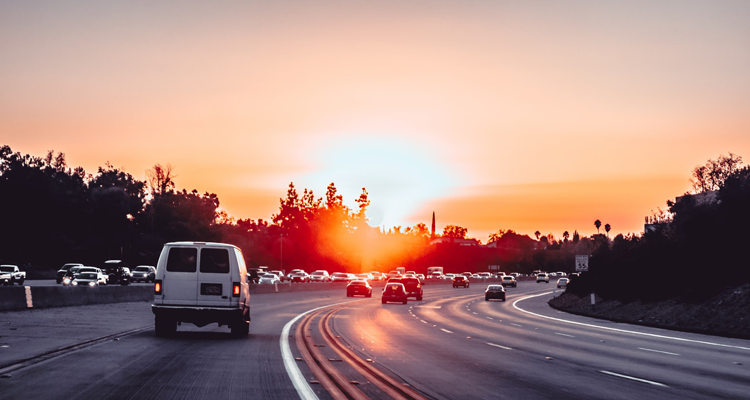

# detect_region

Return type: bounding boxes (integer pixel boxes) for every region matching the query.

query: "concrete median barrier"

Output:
[0,285,154,311]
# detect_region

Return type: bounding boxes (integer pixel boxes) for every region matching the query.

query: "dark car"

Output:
[56,263,83,284]
[103,260,131,285]
[346,280,373,297]
[382,283,408,304]
[130,265,156,283]
[453,275,470,288]
[485,285,506,301]
[388,277,423,300]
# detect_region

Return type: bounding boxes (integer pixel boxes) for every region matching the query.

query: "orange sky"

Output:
[2,1,750,241]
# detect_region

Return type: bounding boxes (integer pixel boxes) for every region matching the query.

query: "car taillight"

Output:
[233,282,240,297]
[154,280,162,295]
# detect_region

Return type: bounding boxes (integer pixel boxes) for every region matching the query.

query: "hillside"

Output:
[548,283,750,339]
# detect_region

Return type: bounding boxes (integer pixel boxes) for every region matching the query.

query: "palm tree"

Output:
[594,219,601,234]
[605,223,611,238]
[534,230,541,240]
[562,231,570,242]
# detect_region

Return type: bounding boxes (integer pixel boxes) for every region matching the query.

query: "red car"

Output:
[453,276,470,288]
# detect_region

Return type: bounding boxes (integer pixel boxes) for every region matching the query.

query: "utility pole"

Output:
[431,211,436,240]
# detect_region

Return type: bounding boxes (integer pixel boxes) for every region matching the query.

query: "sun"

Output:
[301,133,457,230]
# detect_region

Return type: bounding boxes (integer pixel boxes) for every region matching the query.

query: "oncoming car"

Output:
[72,272,100,287]
[310,270,331,282]
[485,285,506,301]
[382,283,408,304]
[258,273,281,284]
[131,265,156,283]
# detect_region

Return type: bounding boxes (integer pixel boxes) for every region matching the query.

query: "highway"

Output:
[1,281,748,399]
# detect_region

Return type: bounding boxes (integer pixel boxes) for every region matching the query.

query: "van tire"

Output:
[155,316,177,337]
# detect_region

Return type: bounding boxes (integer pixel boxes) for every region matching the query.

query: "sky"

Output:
[2,1,750,242]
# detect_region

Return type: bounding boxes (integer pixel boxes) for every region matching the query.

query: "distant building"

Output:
[675,190,718,206]
[429,237,480,246]
[644,190,718,232]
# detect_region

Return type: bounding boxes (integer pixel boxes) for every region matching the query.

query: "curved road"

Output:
[1,281,747,399]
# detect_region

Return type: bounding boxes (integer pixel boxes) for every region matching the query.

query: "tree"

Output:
[604,223,611,238]
[146,163,176,195]
[594,219,601,234]
[562,231,570,242]
[443,225,468,239]
[572,230,580,243]
[690,152,743,193]
[534,230,541,240]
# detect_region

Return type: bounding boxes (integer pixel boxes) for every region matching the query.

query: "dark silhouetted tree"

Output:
[594,219,601,234]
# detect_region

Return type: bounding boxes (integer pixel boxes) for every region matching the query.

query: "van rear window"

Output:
[166,248,198,272]
[200,248,230,274]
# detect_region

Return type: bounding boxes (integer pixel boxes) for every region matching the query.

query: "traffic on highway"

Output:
[2,271,748,400]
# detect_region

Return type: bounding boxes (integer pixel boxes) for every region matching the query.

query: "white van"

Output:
[152,242,250,337]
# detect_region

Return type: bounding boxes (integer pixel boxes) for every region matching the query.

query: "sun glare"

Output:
[302,134,457,230]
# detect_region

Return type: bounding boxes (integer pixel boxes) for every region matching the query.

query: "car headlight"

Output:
[71,281,78,286]
[88,281,96,287]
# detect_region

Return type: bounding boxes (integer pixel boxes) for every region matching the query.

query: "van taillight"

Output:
[232,282,240,297]
[154,280,162,295]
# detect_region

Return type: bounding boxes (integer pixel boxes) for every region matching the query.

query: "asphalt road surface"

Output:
[1,281,748,399]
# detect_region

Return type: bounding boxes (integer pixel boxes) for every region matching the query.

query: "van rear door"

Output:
[196,247,235,307]
[162,246,199,305]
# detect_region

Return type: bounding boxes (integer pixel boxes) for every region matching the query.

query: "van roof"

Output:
[164,241,239,249]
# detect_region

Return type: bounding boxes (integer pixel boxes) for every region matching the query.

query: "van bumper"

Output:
[152,304,249,327]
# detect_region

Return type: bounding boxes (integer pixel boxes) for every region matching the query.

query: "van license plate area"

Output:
[201,283,222,295]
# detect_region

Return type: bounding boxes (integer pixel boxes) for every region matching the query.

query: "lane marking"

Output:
[440,329,453,334]
[281,301,354,400]
[420,320,428,324]
[555,332,575,338]
[25,286,33,308]
[513,292,750,351]
[487,343,512,350]
[511,323,522,327]
[638,348,680,356]
[599,370,669,387]
[486,317,494,320]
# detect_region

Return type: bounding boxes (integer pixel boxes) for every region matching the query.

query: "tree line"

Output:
[3,144,746,299]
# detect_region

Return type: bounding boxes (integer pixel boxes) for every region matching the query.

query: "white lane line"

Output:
[638,348,680,356]
[487,343,512,350]
[513,292,750,352]
[472,312,478,315]
[511,323,522,327]
[441,328,453,334]
[555,332,575,338]
[486,317,494,320]
[420,320,428,324]
[280,301,353,400]
[599,370,669,387]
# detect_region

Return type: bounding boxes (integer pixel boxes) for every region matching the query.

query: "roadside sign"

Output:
[575,255,589,272]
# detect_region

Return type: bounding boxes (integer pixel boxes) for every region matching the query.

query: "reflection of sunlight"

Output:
[302,134,457,229]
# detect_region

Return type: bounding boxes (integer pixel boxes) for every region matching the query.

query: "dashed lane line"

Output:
[599,370,669,387]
